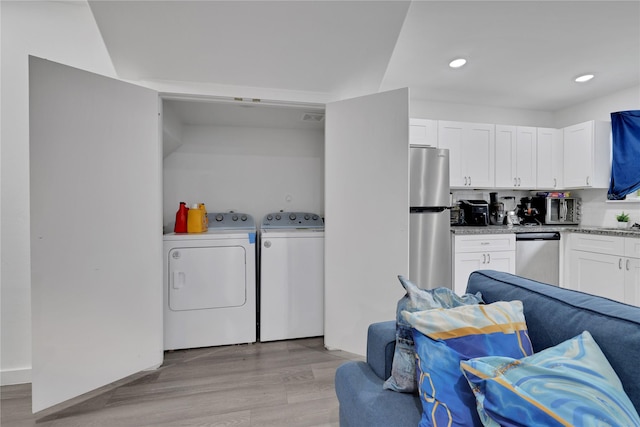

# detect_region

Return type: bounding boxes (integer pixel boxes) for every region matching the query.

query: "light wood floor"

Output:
[1,337,363,427]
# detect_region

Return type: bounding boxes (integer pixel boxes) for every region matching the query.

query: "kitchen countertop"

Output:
[451,224,640,238]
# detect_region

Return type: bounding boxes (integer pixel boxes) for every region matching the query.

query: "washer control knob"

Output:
[304,214,310,220]
[232,214,238,221]
[275,214,281,220]
[289,213,297,221]
[312,215,319,220]
[241,214,247,221]
[264,240,271,248]
[267,214,273,221]
[215,214,224,222]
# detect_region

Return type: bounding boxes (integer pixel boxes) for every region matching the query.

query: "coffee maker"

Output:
[489,192,505,225]
[518,196,543,225]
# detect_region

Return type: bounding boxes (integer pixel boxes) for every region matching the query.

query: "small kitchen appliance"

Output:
[460,200,489,226]
[489,192,505,225]
[517,197,542,225]
[531,196,581,225]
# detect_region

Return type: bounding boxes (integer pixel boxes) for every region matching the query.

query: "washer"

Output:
[163,212,256,350]
[259,211,324,342]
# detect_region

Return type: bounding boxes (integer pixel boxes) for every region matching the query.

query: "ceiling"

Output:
[88,0,640,114]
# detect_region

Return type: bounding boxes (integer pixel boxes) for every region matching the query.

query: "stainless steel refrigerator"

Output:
[409,146,452,289]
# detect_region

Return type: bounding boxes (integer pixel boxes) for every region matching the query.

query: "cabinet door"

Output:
[465,123,495,188]
[454,253,485,295]
[495,126,535,188]
[438,121,466,187]
[485,250,516,275]
[453,250,515,295]
[537,127,563,189]
[569,250,626,302]
[625,257,640,306]
[30,57,162,411]
[410,118,437,147]
[515,126,537,188]
[563,121,594,188]
[495,125,516,187]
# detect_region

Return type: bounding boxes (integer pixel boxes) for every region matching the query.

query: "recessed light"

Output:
[575,74,595,83]
[449,58,467,69]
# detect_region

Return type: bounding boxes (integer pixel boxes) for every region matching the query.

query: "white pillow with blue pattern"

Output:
[461,330,640,427]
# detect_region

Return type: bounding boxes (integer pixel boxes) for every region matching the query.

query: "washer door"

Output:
[168,246,246,311]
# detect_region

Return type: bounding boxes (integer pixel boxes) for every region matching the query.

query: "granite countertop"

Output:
[451,224,640,238]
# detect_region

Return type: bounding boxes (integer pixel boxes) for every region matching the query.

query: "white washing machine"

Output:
[259,211,324,342]
[163,212,256,350]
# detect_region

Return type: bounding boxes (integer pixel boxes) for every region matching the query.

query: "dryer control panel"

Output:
[208,212,255,230]
[262,211,324,229]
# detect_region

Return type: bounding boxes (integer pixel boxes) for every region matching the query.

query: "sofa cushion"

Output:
[383,275,483,392]
[467,270,640,411]
[403,300,533,427]
[461,330,640,426]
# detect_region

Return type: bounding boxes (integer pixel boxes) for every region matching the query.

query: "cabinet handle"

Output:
[482,254,486,264]
[627,259,630,271]
[518,177,521,187]
[513,177,517,187]
[619,258,623,269]
[487,253,491,263]
[586,176,590,186]
[464,176,468,186]
[553,178,557,188]
[468,176,471,186]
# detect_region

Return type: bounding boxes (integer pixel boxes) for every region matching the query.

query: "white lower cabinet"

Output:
[452,234,516,295]
[568,233,639,306]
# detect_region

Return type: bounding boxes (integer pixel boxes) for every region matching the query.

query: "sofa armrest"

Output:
[366,321,396,381]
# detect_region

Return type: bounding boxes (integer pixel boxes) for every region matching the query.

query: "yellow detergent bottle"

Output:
[187,203,206,233]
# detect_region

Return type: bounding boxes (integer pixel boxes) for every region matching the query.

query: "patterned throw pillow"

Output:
[403,300,533,427]
[383,275,483,393]
[461,330,640,427]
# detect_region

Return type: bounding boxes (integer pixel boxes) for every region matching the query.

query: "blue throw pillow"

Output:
[403,300,533,427]
[460,330,640,427]
[383,275,483,393]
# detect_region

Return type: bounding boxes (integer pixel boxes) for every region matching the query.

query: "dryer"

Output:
[163,212,256,350]
[259,211,324,342]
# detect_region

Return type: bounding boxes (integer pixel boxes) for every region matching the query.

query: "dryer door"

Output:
[168,246,247,310]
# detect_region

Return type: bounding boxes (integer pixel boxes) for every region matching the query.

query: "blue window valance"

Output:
[608,110,640,200]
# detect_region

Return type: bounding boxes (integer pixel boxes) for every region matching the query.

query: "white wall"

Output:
[163,124,325,228]
[554,85,640,128]
[0,1,116,385]
[411,98,555,127]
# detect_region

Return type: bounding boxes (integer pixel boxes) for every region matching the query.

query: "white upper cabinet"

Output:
[439,121,495,188]
[536,127,563,189]
[409,118,437,147]
[494,125,537,189]
[562,120,611,188]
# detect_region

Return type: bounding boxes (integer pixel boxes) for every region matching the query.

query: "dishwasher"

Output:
[515,232,560,286]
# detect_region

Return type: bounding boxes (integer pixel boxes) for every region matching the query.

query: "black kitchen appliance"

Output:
[517,197,543,225]
[489,192,505,225]
[460,200,489,226]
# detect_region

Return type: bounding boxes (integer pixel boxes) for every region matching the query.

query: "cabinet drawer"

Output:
[570,233,625,256]
[454,234,515,253]
[625,238,640,259]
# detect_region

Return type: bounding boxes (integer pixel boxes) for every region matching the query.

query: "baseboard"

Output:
[1,367,32,386]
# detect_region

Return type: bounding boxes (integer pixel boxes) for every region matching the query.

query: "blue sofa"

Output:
[335,270,640,427]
